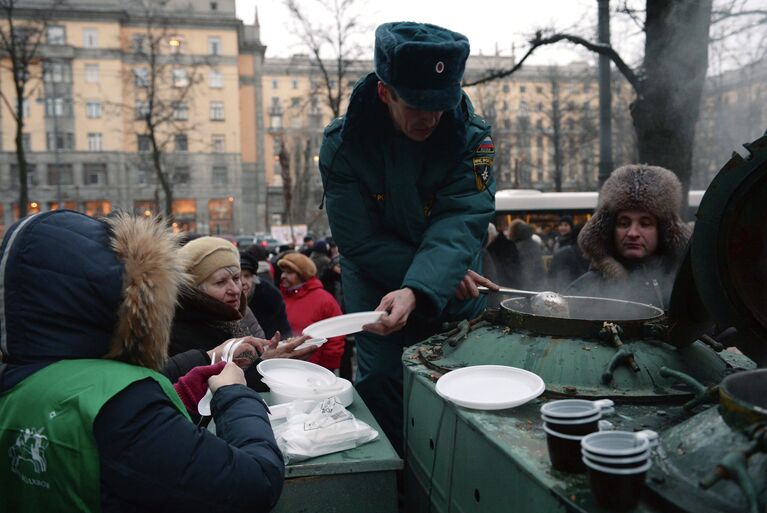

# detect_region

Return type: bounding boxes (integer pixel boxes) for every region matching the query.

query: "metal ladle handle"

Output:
[477,285,541,298]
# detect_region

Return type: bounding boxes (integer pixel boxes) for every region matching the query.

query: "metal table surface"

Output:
[265,389,403,513]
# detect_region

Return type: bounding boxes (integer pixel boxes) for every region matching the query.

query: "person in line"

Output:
[278,253,345,371]
[319,21,498,451]
[566,164,691,309]
[0,211,283,512]
[553,215,575,253]
[240,251,292,339]
[510,219,546,291]
[547,224,590,292]
[170,236,313,390]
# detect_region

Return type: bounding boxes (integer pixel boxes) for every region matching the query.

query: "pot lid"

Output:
[668,133,767,364]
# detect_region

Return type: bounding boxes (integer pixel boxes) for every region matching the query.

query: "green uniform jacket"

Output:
[319,73,496,342]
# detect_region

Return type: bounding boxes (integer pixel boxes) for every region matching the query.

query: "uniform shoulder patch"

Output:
[472,155,493,192]
[476,135,495,154]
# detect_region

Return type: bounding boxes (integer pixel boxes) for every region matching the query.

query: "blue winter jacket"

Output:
[0,211,284,513]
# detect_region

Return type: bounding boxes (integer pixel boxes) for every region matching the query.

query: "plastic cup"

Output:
[543,423,587,473]
[581,430,658,459]
[541,399,614,421]
[583,456,651,511]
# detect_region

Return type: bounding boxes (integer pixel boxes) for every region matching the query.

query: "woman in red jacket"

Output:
[278,253,345,371]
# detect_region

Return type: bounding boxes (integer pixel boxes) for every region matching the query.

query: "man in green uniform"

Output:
[319,22,497,452]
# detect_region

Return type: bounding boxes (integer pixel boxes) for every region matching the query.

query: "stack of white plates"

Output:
[256,359,353,406]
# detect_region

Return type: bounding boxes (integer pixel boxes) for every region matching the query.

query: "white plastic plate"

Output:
[277,337,328,350]
[256,359,338,390]
[302,311,385,339]
[435,365,545,410]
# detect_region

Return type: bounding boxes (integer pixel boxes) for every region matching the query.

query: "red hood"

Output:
[280,276,324,299]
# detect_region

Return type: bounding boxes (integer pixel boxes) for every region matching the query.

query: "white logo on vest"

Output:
[9,427,51,489]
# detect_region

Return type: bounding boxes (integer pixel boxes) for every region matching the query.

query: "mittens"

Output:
[173,361,227,415]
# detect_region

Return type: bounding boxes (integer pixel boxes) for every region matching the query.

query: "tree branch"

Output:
[464,32,641,94]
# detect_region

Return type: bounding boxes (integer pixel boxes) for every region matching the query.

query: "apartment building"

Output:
[0,0,264,234]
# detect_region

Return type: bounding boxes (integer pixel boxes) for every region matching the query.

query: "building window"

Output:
[209,70,222,88]
[87,133,103,151]
[502,83,510,93]
[212,166,228,185]
[210,2,218,10]
[86,100,102,118]
[292,79,298,89]
[46,132,74,151]
[134,67,149,87]
[83,28,98,48]
[172,101,188,120]
[172,68,188,88]
[18,98,30,118]
[83,163,107,185]
[210,101,224,121]
[47,164,74,185]
[137,135,151,152]
[46,25,65,45]
[85,64,99,83]
[175,133,188,152]
[174,166,190,184]
[45,97,72,118]
[208,36,221,56]
[520,85,526,93]
[21,134,31,152]
[503,119,511,130]
[536,119,543,130]
[44,62,71,83]
[173,199,197,232]
[11,164,38,186]
[212,134,225,152]
[135,100,149,120]
[208,198,233,234]
[83,200,111,217]
[537,102,543,112]
[168,35,184,54]
[132,34,145,54]
[272,79,278,88]
[536,86,543,94]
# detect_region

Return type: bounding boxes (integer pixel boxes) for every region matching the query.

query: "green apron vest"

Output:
[0,359,190,513]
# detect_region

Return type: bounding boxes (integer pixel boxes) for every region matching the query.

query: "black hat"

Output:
[239,251,257,273]
[558,215,574,228]
[374,22,470,112]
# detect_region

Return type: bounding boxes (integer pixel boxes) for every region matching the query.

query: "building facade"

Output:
[0,0,265,235]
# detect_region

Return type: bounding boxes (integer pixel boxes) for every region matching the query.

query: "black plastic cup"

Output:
[543,423,587,473]
[583,456,650,511]
[542,414,600,436]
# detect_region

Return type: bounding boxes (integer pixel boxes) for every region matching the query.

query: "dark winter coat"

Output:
[0,211,283,513]
[510,221,545,291]
[482,232,520,289]
[319,72,495,344]
[249,278,292,339]
[547,244,590,292]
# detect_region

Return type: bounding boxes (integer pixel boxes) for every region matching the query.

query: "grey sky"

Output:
[234,0,642,66]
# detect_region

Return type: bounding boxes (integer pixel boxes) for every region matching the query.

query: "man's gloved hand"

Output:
[173,361,227,414]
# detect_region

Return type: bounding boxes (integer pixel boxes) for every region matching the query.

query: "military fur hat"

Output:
[578,164,691,280]
[374,22,470,111]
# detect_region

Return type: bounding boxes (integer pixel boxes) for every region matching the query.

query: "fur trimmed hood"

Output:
[578,164,691,281]
[0,211,188,371]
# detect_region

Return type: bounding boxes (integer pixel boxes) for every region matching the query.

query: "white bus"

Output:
[495,189,704,231]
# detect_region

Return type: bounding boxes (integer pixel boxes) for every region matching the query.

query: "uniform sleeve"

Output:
[319,131,418,292]
[402,131,496,313]
[95,379,284,513]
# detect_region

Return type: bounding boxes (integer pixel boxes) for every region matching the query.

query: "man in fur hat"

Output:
[319,21,498,452]
[567,165,691,309]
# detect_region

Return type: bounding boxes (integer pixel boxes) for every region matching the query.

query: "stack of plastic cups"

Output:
[540,399,614,473]
[580,430,658,511]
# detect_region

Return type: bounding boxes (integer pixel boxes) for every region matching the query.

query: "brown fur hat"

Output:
[578,164,691,280]
[103,214,190,370]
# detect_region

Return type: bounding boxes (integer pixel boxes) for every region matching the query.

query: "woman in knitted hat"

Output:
[0,211,284,512]
[566,164,691,309]
[170,237,315,389]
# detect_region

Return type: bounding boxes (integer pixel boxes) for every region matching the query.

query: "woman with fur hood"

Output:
[566,164,691,309]
[0,211,284,512]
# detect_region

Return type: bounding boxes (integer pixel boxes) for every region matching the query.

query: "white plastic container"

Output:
[269,377,354,407]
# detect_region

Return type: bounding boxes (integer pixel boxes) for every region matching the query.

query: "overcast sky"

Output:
[234,0,645,67]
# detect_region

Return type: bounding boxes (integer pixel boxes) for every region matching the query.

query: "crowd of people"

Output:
[0,19,700,513]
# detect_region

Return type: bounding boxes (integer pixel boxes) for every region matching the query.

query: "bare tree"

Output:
[121,0,210,218]
[464,1,764,201]
[284,0,369,118]
[0,0,63,217]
